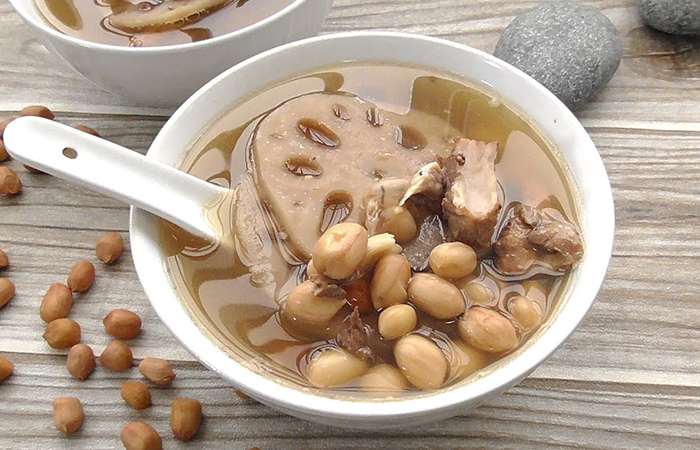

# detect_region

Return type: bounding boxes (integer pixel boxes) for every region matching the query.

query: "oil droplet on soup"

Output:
[35,0,296,47]
[159,64,581,397]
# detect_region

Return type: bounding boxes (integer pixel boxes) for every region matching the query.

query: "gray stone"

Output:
[494,1,623,109]
[638,0,700,36]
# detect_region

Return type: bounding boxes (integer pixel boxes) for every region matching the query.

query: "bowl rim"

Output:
[130,31,615,423]
[7,0,313,53]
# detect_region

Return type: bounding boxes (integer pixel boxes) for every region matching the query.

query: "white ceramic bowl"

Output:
[130,32,615,429]
[8,0,333,107]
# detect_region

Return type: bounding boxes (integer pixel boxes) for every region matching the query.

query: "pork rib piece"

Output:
[442,138,501,250]
[494,204,583,275]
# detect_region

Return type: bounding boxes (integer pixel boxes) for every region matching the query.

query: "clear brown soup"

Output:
[36,0,295,47]
[158,64,581,397]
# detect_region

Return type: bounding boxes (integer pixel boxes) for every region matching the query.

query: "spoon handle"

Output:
[3,116,222,240]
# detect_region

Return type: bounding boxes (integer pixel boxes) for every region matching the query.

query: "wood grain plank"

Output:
[0,353,698,450]
[2,0,700,447]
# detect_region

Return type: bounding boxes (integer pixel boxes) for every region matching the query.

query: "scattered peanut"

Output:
[234,389,250,400]
[378,304,417,340]
[343,278,373,314]
[53,397,83,434]
[95,232,123,263]
[20,105,55,120]
[370,253,411,309]
[408,273,466,319]
[282,280,346,334]
[394,334,447,390]
[379,206,417,244]
[100,340,133,372]
[0,249,8,270]
[39,283,73,323]
[103,309,142,340]
[43,318,81,349]
[429,242,477,279]
[121,421,162,450]
[509,295,542,330]
[0,117,15,139]
[306,349,368,387]
[24,164,44,174]
[0,278,15,309]
[121,381,151,410]
[74,125,100,137]
[311,223,368,280]
[66,344,95,381]
[67,260,95,292]
[464,281,496,305]
[459,307,519,353]
[138,357,176,386]
[448,340,489,381]
[0,166,21,196]
[0,141,8,163]
[0,355,13,382]
[171,397,202,442]
[360,364,410,396]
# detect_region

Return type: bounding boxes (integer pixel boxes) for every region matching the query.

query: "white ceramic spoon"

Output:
[3,116,224,241]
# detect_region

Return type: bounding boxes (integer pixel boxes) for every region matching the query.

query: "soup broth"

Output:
[35,0,295,47]
[159,64,582,397]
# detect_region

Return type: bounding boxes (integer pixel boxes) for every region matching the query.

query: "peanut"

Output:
[0,166,21,196]
[0,355,13,382]
[95,232,123,263]
[43,318,81,349]
[312,223,368,280]
[429,242,477,279]
[379,206,417,244]
[67,260,95,292]
[100,340,133,372]
[40,283,73,323]
[394,334,447,390]
[0,249,8,269]
[121,421,162,450]
[121,381,151,410]
[360,364,410,396]
[234,389,250,400]
[24,164,44,174]
[359,233,399,273]
[170,397,202,442]
[509,295,542,330]
[0,141,8,163]
[448,340,489,381]
[20,105,55,120]
[408,273,466,319]
[138,357,176,386]
[464,281,495,305]
[306,349,368,387]
[459,307,519,353]
[53,397,83,434]
[74,125,100,137]
[378,304,417,340]
[0,278,15,309]
[343,278,373,314]
[103,309,142,340]
[0,117,15,139]
[282,280,346,333]
[66,344,95,381]
[370,253,411,309]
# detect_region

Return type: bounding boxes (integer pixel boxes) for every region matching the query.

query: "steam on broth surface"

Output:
[35,0,295,47]
[159,64,583,397]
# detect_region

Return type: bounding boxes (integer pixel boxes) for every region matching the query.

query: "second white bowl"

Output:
[8,0,334,107]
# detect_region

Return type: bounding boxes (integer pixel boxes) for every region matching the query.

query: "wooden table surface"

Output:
[2,0,700,448]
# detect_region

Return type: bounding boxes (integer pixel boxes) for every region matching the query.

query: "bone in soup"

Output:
[159,64,584,396]
[35,0,295,47]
